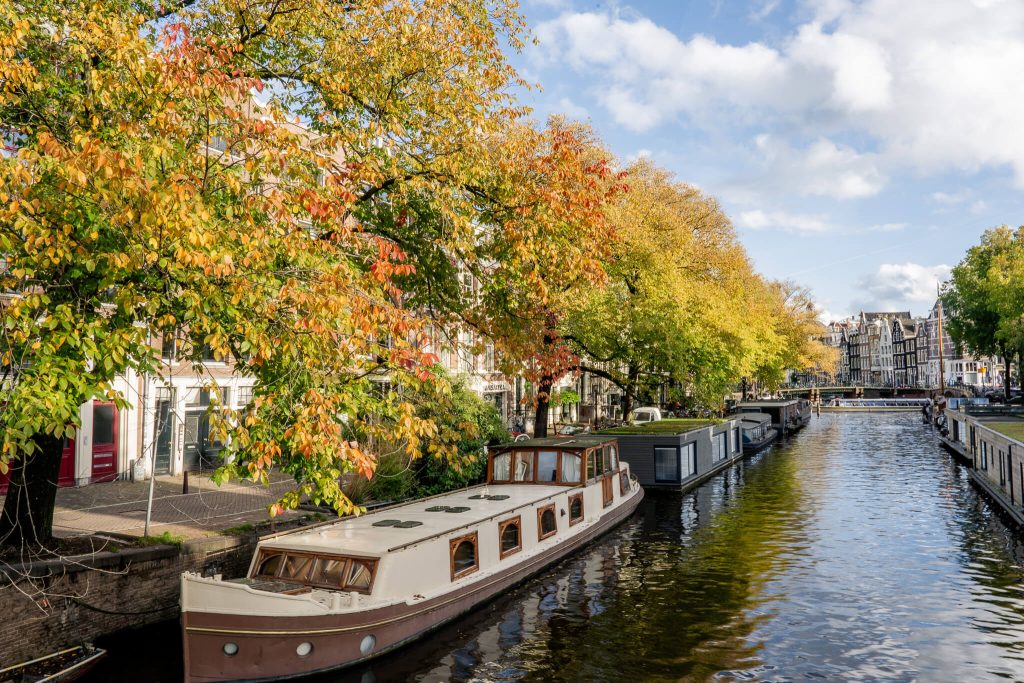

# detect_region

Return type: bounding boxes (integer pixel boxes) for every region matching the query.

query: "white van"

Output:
[629,407,662,424]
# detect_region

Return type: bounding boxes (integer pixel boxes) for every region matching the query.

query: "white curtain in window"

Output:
[493,453,510,480]
[561,453,580,483]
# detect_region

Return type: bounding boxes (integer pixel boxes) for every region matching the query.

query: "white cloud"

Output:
[537,2,1024,186]
[736,209,833,234]
[556,96,590,120]
[931,190,972,205]
[853,262,951,312]
[738,135,887,200]
[865,222,907,232]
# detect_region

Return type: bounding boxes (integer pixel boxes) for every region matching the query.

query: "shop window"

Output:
[537,505,557,540]
[560,452,581,484]
[450,533,479,580]
[537,451,558,482]
[492,452,511,481]
[499,516,521,558]
[568,494,584,526]
[514,451,533,482]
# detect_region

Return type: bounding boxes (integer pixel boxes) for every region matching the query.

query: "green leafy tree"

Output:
[942,226,1021,399]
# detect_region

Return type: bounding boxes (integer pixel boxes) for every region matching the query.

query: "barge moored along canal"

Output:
[88,413,1024,682]
[180,436,642,681]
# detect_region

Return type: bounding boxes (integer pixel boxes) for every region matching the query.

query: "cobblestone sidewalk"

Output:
[5,472,305,539]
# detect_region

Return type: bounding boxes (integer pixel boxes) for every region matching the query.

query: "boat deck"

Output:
[265,484,570,556]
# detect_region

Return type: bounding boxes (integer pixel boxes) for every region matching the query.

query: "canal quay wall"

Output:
[943,409,1024,526]
[0,533,257,667]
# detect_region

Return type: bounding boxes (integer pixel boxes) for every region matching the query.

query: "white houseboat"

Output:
[180,436,643,682]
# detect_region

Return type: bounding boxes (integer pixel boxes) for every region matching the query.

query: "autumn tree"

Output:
[747,280,837,390]
[0,0,533,545]
[563,160,761,415]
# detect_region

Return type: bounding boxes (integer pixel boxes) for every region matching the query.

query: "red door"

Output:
[58,438,76,487]
[0,438,76,494]
[91,402,118,483]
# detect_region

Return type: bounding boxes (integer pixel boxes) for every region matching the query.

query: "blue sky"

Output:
[507,0,1024,321]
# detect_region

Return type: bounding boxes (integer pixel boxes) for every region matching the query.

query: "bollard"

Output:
[183,470,190,495]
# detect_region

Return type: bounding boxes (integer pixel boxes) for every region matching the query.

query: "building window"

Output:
[537,505,557,540]
[499,516,521,558]
[236,385,254,407]
[537,450,558,482]
[654,447,679,483]
[568,493,584,526]
[450,533,479,580]
[560,452,581,484]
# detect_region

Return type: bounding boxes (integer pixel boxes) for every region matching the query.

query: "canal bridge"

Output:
[778,385,974,399]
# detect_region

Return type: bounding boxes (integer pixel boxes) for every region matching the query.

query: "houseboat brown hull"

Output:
[183,487,643,682]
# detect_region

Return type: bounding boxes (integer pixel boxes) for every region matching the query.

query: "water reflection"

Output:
[89,414,1024,681]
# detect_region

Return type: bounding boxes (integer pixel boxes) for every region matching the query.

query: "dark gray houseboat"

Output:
[598,418,744,490]
[737,399,808,435]
[738,413,777,453]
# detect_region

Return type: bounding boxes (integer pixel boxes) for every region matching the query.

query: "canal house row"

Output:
[599,416,779,490]
[943,408,1024,525]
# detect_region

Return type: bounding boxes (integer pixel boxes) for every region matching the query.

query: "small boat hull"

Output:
[183,486,644,682]
[0,645,106,683]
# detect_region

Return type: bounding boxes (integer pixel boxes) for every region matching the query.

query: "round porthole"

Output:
[296,642,313,657]
[359,634,376,656]
[223,642,239,656]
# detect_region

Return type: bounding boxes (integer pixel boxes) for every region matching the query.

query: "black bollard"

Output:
[183,470,190,495]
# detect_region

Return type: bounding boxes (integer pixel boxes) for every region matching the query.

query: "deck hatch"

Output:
[445,506,471,513]
[393,521,423,528]
[469,494,510,501]
[425,505,451,512]
[372,519,402,527]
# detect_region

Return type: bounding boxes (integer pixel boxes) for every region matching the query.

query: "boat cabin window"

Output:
[537,451,558,482]
[492,452,511,481]
[654,446,679,483]
[347,560,374,590]
[257,552,283,577]
[281,554,315,581]
[450,532,479,580]
[514,451,534,482]
[587,450,598,480]
[561,452,581,484]
[609,446,617,470]
[253,550,378,593]
[568,493,584,526]
[538,505,557,540]
[499,516,522,558]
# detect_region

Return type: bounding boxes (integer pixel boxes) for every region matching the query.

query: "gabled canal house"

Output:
[943,407,1024,524]
[597,418,744,489]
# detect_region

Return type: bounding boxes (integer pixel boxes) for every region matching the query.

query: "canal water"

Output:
[88,413,1024,681]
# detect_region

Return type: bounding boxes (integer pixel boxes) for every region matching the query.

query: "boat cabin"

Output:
[597,418,743,489]
[737,400,802,433]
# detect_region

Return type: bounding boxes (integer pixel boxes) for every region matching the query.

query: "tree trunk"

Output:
[621,366,640,421]
[1004,354,1012,401]
[0,432,64,547]
[533,373,553,438]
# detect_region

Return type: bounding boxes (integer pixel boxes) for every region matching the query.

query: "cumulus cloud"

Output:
[852,262,951,312]
[736,209,834,234]
[537,1,1024,186]
[556,96,590,120]
[728,135,887,200]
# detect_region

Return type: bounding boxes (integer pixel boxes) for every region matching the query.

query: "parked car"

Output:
[629,407,662,424]
[556,424,591,436]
